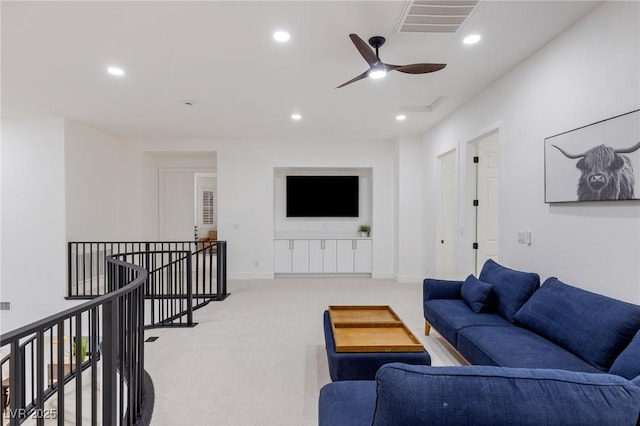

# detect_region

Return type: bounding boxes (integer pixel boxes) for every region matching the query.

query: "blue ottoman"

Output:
[323,310,431,381]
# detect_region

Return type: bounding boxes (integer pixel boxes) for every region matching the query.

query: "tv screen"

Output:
[286,176,359,217]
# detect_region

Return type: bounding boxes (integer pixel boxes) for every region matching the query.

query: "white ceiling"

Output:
[1,1,599,142]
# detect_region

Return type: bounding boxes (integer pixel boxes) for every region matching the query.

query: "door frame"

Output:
[194,172,217,240]
[462,122,504,276]
[435,148,459,279]
[158,167,215,240]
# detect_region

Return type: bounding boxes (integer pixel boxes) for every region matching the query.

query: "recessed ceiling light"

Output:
[463,34,481,45]
[291,113,302,120]
[107,66,125,76]
[273,31,290,42]
[396,114,407,121]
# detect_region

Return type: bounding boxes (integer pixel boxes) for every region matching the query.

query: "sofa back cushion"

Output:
[372,363,640,426]
[610,330,640,380]
[514,277,640,371]
[478,259,540,322]
[461,275,493,313]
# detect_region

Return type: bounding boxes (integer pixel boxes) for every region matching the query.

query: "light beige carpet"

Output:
[144,277,464,426]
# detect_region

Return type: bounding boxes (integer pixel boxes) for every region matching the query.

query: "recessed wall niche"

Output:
[273,167,373,238]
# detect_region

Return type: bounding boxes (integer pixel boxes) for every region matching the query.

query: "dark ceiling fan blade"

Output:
[336,70,369,88]
[349,34,378,67]
[392,63,447,74]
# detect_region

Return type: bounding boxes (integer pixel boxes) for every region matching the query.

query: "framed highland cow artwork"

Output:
[544,109,640,203]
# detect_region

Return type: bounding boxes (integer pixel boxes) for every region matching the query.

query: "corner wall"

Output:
[65,120,122,240]
[1,118,70,332]
[420,2,640,302]
[395,137,424,282]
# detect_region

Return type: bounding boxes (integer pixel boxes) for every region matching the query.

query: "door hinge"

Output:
[473,199,479,206]
[473,156,479,163]
[472,243,478,250]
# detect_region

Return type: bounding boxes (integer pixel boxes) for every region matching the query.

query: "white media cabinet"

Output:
[274,238,372,275]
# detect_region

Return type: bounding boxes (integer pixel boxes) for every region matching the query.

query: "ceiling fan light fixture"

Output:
[396,114,407,121]
[368,67,387,80]
[291,113,302,120]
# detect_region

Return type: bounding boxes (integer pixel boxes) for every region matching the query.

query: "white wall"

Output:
[420,2,640,302]
[1,118,72,332]
[65,120,122,240]
[120,137,396,279]
[395,137,424,282]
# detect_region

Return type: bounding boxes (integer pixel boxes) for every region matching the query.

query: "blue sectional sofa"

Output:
[423,260,640,377]
[319,260,640,425]
[319,363,640,426]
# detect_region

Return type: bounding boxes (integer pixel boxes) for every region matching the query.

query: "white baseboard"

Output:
[372,272,395,280]
[395,274,423,283]
[228,272,275,280]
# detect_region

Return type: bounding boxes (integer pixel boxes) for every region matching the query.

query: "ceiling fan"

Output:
[337,34,446,88]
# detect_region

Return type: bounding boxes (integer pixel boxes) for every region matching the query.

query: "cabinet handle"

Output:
[321,240,325,250]
[289,240,294,250]
[352,240,356,250]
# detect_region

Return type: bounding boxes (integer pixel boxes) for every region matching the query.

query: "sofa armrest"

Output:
[318,381,376,426]
[372,364,640,426]
[423,278,463,301]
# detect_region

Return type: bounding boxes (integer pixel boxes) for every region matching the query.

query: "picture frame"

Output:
[544,109,640,203]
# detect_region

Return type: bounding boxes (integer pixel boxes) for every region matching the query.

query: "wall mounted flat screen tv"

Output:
[286,176,359,217]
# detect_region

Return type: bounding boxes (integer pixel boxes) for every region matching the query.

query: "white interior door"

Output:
[436,150,458,279]
[159,170,195,240]
[475,132,501,274]
[195,174,217,240]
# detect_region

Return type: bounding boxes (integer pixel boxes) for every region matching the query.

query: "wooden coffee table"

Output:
[328,305,424,353]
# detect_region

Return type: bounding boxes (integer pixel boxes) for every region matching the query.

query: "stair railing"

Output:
[0,254,148,425]
[68,241,227,328]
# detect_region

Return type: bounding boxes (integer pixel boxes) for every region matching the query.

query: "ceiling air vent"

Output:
[397,0,479,33]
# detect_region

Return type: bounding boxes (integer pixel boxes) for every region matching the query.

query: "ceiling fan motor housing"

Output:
[368,36,386,49]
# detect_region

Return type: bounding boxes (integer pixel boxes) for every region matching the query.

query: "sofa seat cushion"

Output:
[514,277,640,371]
[461,275,493,313]
[371,363,640,426]
[424,299,510,346]
[610,330,640,380]
[458,325,601,373]
[479,259,540,323]
[318,380,376,426]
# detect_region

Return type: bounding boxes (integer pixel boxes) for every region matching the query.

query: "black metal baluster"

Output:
[36,331,44,426]
[57,321,65,426]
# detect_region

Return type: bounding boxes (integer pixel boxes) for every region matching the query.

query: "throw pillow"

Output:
[479,259,540,322]
[461,275,493,313]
